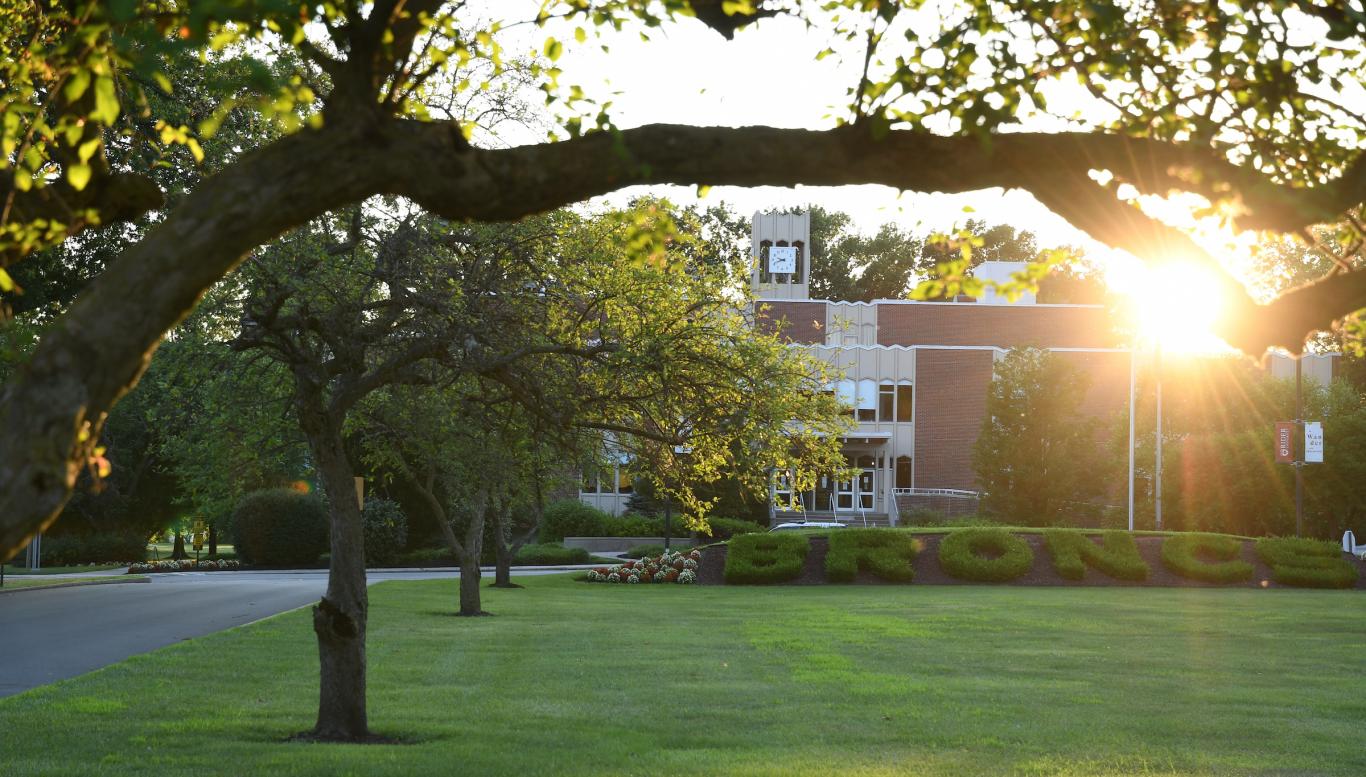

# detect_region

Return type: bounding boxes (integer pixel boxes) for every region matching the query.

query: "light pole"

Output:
[1295,355,1304,537]
[1127,345,1136,532]
[1154,342,1163,531]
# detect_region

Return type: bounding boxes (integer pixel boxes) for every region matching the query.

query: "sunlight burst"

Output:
[1120,261,1233,354]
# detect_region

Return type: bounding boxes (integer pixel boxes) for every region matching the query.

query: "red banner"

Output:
[1275,422,1295,463]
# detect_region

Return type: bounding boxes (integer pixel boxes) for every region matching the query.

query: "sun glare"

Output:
[1122,261,1233,354]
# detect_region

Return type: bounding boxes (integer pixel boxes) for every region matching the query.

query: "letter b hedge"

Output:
[724,533,809,584]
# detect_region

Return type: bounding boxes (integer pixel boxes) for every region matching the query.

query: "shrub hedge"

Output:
[696,517,765,540]
[513,543,592,565]
[1043,530,1149,581]
[1254,537,1359,589]
[824,528,918,583]
[361,498,408,567]
[937,528,1034,582]
[37,533,148,566]
[724,533,810,584]
[230,488,329,567]
[1160,533,1254,584]
[537,500,694,542]
[625,544,667,559]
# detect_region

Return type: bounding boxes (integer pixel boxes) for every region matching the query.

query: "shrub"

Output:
[938,528,1034,582]
[1043,530,1149,582]
[902,507,948,526]
[398,546,453,566]
[585,549,701,585]
[362,499,408,567]
[1255,537,1359,589]
[514,543,592,565]
[724,533,809,584]
[824,529,918,583]
[626,544,667,559]
[696,517,764,540]
[38,533,148,566]
[230,488,329,567]
[1160,534,1254,584]
[538,500,612,542]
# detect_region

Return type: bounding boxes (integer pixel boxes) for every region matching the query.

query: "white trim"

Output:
[813,299,1104,309]
[803,343,1131,354]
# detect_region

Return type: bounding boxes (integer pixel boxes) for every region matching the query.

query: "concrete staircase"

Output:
[771,511,892,528]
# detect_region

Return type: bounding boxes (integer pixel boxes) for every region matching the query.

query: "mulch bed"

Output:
[697,533,1366,589]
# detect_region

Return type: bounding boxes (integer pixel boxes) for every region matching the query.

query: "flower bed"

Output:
[128,559,244,573]
[585,549,702,584]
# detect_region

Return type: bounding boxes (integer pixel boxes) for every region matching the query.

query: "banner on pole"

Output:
[1275,422,1294,463]
[1305,421,1324,463]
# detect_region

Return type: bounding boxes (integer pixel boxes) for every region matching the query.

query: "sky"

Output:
[497,5,1193,298]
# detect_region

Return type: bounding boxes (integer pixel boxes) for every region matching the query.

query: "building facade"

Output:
[581,210,1334,524]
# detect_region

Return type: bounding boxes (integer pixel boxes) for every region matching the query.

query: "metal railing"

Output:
[893,488,980,499]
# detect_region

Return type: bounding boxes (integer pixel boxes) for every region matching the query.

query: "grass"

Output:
[0,563,126,576]
[0,575,146,591]
[3,576,1365,776]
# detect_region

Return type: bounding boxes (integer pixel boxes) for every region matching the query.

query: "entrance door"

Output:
[857,467,875,510]
[835,476,854,511]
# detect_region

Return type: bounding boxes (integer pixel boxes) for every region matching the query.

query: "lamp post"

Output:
[1127,345,1136,532]
[1295,355,1304,537]
[1154,342,1163,531]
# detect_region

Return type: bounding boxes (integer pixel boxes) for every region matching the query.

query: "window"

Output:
[896,383,914,422]
[792,240,805,282]
[836,380,856,416]
[758,240,773,283]
[896,456,912,489]
[878,383,895,422]
[616,469,633,494]
[581,468,598,493]
[856,379,877,422]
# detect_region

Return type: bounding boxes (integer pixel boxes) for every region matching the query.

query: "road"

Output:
[0,566,586,698]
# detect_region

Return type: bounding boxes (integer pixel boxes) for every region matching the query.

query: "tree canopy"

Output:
[1,0,1364,562]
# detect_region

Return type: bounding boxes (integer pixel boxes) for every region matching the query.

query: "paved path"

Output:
[0,566,584,698]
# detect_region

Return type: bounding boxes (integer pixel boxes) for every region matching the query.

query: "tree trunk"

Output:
[171,533,187,560]
[458,551,485,615]
[208,524,218,556]
[301,405,371,741]
[492,538,515,588]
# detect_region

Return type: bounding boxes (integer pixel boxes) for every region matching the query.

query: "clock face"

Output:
[768,246,797,274]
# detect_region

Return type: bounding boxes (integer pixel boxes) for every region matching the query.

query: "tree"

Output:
[974,348,1109,524]
[3,0,1366,642]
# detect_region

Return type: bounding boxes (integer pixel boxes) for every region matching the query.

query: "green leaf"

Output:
[544,37,562,62]
[63,70,91,103]
[67,163,92,191]
[91,76,119,125]
[0,268,15,292]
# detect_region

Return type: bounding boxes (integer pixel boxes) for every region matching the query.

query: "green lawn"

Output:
[2,576,1364,776]
[0,575,145,590]
[0,563,126,575]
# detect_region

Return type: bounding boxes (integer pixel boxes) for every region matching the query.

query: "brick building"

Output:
[581,210,1332,524]
[750,211,1131,525]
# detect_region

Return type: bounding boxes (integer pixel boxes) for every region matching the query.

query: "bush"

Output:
[538,500,612,542]
[724,533,810,584]
[824,529,918,583]
[1043,530,1149,582]
[1160,534,1253,584]
[230,488,329,567]
[1255,537,1359,589]
[37,533,148,566]
[514,543,592,565]
[626,544,667,559]
[585,549,703,585]
[902,507,948,526]
[362,499,408,567]
[938,528,1034,582]
[697,517,764,540]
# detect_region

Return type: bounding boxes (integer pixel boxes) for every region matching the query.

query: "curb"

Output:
[0,576,150,595]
